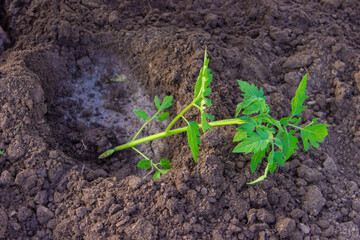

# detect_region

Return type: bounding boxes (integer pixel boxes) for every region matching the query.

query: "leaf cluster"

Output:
[133,95,173,122]
[233,74,329,184]
[137,158,171,179]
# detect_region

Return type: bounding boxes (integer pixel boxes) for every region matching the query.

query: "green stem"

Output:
[288,123,302,130]
[113,118,244,152]
[165,100,198,133]
[132,147,161,172]
[132,111,160,141]
[132,147,150,160]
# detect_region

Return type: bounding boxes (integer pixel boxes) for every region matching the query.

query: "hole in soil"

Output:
[47,54,170,180]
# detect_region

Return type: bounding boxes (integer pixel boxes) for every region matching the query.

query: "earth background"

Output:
[0,0,360,239]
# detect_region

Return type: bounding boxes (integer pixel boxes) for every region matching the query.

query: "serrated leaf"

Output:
[280,117,291,127]
[300,124,329,151]
[291,74,308,118]
[204,98,212,107]
[133,109,148,120]
[201,111,213,133]
[237,116,256,133]
[204,88,211,96]
[153,169,170,179]
[268,160,277,173]
[154,96,161,110]
[98,149,114,159]
[242,100,264,115]
[291,117,302,125]
[237,80,265,99]
[194,49,212,101]
[159,96,173,111]
[267,151,282,173]
[187,121,201,163]
[193,50,213,133]
[137,159,151,169]
[274,138,283,151]
[233,131,271,154]
[264,116,282,130]
[279,130,299,161]
[206,113,215,121]
[159,159,171,169]
[157,112,169,121]
[235,103,243,118]
[251,150,265,173]
[237,81,268,116]
[233,130,247,142]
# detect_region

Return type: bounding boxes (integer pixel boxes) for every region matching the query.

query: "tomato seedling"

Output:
[99,50,329,183]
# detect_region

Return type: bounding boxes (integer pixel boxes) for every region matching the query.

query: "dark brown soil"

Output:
[1,0,360,239]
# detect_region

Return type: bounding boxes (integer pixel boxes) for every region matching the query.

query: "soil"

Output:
[0,0,360,239]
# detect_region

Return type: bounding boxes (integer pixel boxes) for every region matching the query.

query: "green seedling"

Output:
[0,150,4,157]
[99,50,329,183]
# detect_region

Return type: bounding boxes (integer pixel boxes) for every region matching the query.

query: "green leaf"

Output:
[300,124,329,151]
[242,100,264,115]
[194,49,212,102]
[274,138,283,151]
[278,130,299,161]
[250,150,265,173]
[201,111,213,132]
[154,96,161,110]
[133,109,148,120]
[186,121,201,163]
[291,74,308,118]
[204,88,211,96]
[237,116,256,133]
[159,96,173,111]
[291,117,302,125]
[153,169,170,179]
[233,130,271,154]
[137,160,151,169]
[237,80,265,99]
[159,159,171,169]
[0,150,4,157]
[98,149,114,159]
[204,98,212,107]
[237,81,268,116]
[206,113,215,121]
[233,129,247,142]
[235,103,243,118]
[193,50,213,133]
[157,112,169,121]
[267,150,282,173]
[308,118,318,126]
[280,117,291,127]
[264,116,282,130]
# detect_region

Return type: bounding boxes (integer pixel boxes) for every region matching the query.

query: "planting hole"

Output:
[47,55,169,180]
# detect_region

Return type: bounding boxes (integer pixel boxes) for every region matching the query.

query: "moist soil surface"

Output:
[0,0,360,239]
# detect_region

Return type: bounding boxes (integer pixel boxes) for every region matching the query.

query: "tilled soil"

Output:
[0,0,360,239]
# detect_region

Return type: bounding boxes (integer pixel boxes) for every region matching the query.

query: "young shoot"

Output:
[99,50,329,183]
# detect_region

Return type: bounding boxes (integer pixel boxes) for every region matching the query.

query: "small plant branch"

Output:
[132,147,150,160]
[99,50,329,182]
[111,118,244,152]
[165,99,199,133]
[132,111,160,141]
